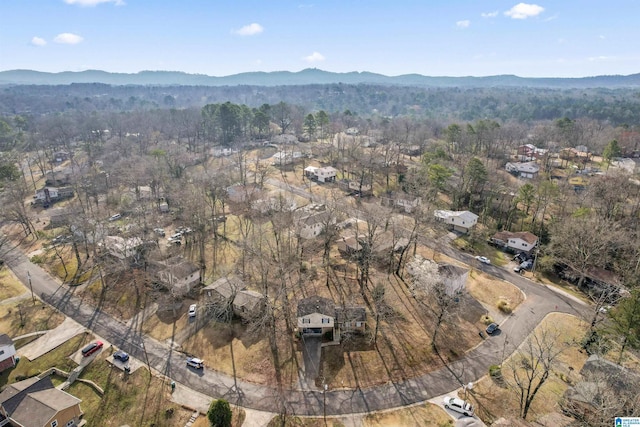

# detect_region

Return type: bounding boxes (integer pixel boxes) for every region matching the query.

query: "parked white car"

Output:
[188,304,197,317]
[186,357,204,369]
[475,256,491,265]
[443,396,474,416]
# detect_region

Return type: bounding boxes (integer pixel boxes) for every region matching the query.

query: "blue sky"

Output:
[1,0,638,78]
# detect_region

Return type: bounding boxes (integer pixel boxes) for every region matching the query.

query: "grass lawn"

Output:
[0,268,26,300]
[467,313,589,424]
[467,269,524,318]
[0,300,65,340]
[73,361,194,427]
[267,416,346,427]
[0,334,86,388]
[363,403,454,427]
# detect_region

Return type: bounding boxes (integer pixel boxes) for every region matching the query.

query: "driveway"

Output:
[19,317,86,361]
[4,228,590,418]
[301,335,322,388]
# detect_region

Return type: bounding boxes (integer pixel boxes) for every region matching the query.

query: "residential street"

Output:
[5,227,590,417]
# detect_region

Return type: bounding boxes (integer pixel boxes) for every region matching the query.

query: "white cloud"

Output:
[599,35,606,39]
[234,23,264,36]
[303,52,325,63]
[30,37,47,46]
[481,11,499,18]
[456,20,470,28]
[64,0,125,6]
[53,33,84,44]
[504,3,544,19]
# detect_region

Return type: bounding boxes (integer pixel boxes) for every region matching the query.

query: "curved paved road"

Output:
[5,232,590,417]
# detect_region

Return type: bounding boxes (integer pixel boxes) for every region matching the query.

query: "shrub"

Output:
[30,255,44,264]
[208,399,232,427]
[481,315,493,324]
[497,299,512,314]
[489,364,502,378]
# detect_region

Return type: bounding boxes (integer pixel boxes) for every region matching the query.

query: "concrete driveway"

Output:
[19,317,86,361]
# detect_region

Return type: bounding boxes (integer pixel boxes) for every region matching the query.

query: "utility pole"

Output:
[323,383,328,426]
[28,271,35,304]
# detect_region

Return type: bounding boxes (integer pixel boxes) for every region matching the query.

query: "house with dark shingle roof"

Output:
[203,276,265,321]
[0,376,83,427]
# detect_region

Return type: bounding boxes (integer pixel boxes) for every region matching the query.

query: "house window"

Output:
[0,350,4,355]
[66,420,75,427]
[522,243,527,247]
[322,318,330,324]
[302,318,310,324]
[51,421,58,427]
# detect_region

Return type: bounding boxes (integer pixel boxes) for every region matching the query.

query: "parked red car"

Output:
[81,341,103,357]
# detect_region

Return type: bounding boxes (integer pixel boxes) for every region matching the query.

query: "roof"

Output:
[438,263,469,279]
[0,376,81,427]
[233,290,265,311]
[506,161,540,173]
[0,333,14,347]
[151,256,199,280]
[492,231,538,245]
[297,296,335,318]
[434,210,478,222]
[297,210,332,226]
[203,276,246,299]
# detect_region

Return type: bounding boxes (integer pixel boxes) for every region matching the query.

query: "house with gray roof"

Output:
[0,334,16,373]
[0,376,83,427]
[297,296,367,341]
[434,210,479,233]
[148,255,200,295]
[203,276,265,321]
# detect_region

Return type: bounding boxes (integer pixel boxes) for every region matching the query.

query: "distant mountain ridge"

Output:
[1,68,640,88]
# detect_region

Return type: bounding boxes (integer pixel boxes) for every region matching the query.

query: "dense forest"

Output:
[2,83,640,126]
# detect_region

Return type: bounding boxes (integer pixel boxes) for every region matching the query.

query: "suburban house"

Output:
[296,296,367,341]
[337,235,363,256]
[34,186,74,206]
[148,256,200,295]
[434,210,479,233]
[380,192,422,213]
[251,192,297,215]
[517,144,548,161]
[45,167,73,186]
[0,376,83,427]
[304,166,337,183]
[226,184,262,204]
[406,255,469,296]
[50,151,70,163]
[271,151,306,166]
[203,276,265,321]
[0,335,17,373]
[490,231,538,253]
[505,161,540,179]
[611,157,640,174]
[294,204,335,239]
[103,236,145,260]
[562,355,640,420]
[345,179,373,196]
[211,147,239,157]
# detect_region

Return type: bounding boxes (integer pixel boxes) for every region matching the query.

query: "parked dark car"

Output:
[486,323,499,335]
[81,341,103,357]
[113,350,129,362]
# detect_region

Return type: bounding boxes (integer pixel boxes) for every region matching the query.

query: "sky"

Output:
[1,0,638,78]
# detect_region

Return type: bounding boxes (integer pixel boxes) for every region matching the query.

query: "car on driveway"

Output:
[443,396,474,416]
[108,213,122,222]
[81,341,103,357]
[186,357,204,369]
[485,323,499,335]
[514,260,533,273]
[188,304,197,318]
[113,350,129,362]
[475,256,491,265]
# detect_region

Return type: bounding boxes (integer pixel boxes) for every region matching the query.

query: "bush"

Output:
[481,315,493,324]
[208,399,232,427]
[497,300,512,314]
[489,364,503,382]
[30,255,45,265]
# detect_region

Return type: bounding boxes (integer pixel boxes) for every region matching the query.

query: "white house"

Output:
[381,193,421,213]
[297,296,336,336]
[304,166,337,183]
[434,210,479,233]
[295,208,335,239]
[491,231,538,253]
[0,334,17,373]
[34,186,74,203]
[505,162,540,179]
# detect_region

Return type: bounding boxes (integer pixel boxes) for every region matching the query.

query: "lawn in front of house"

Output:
[363,402,454,426]
[0,299,65,340]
